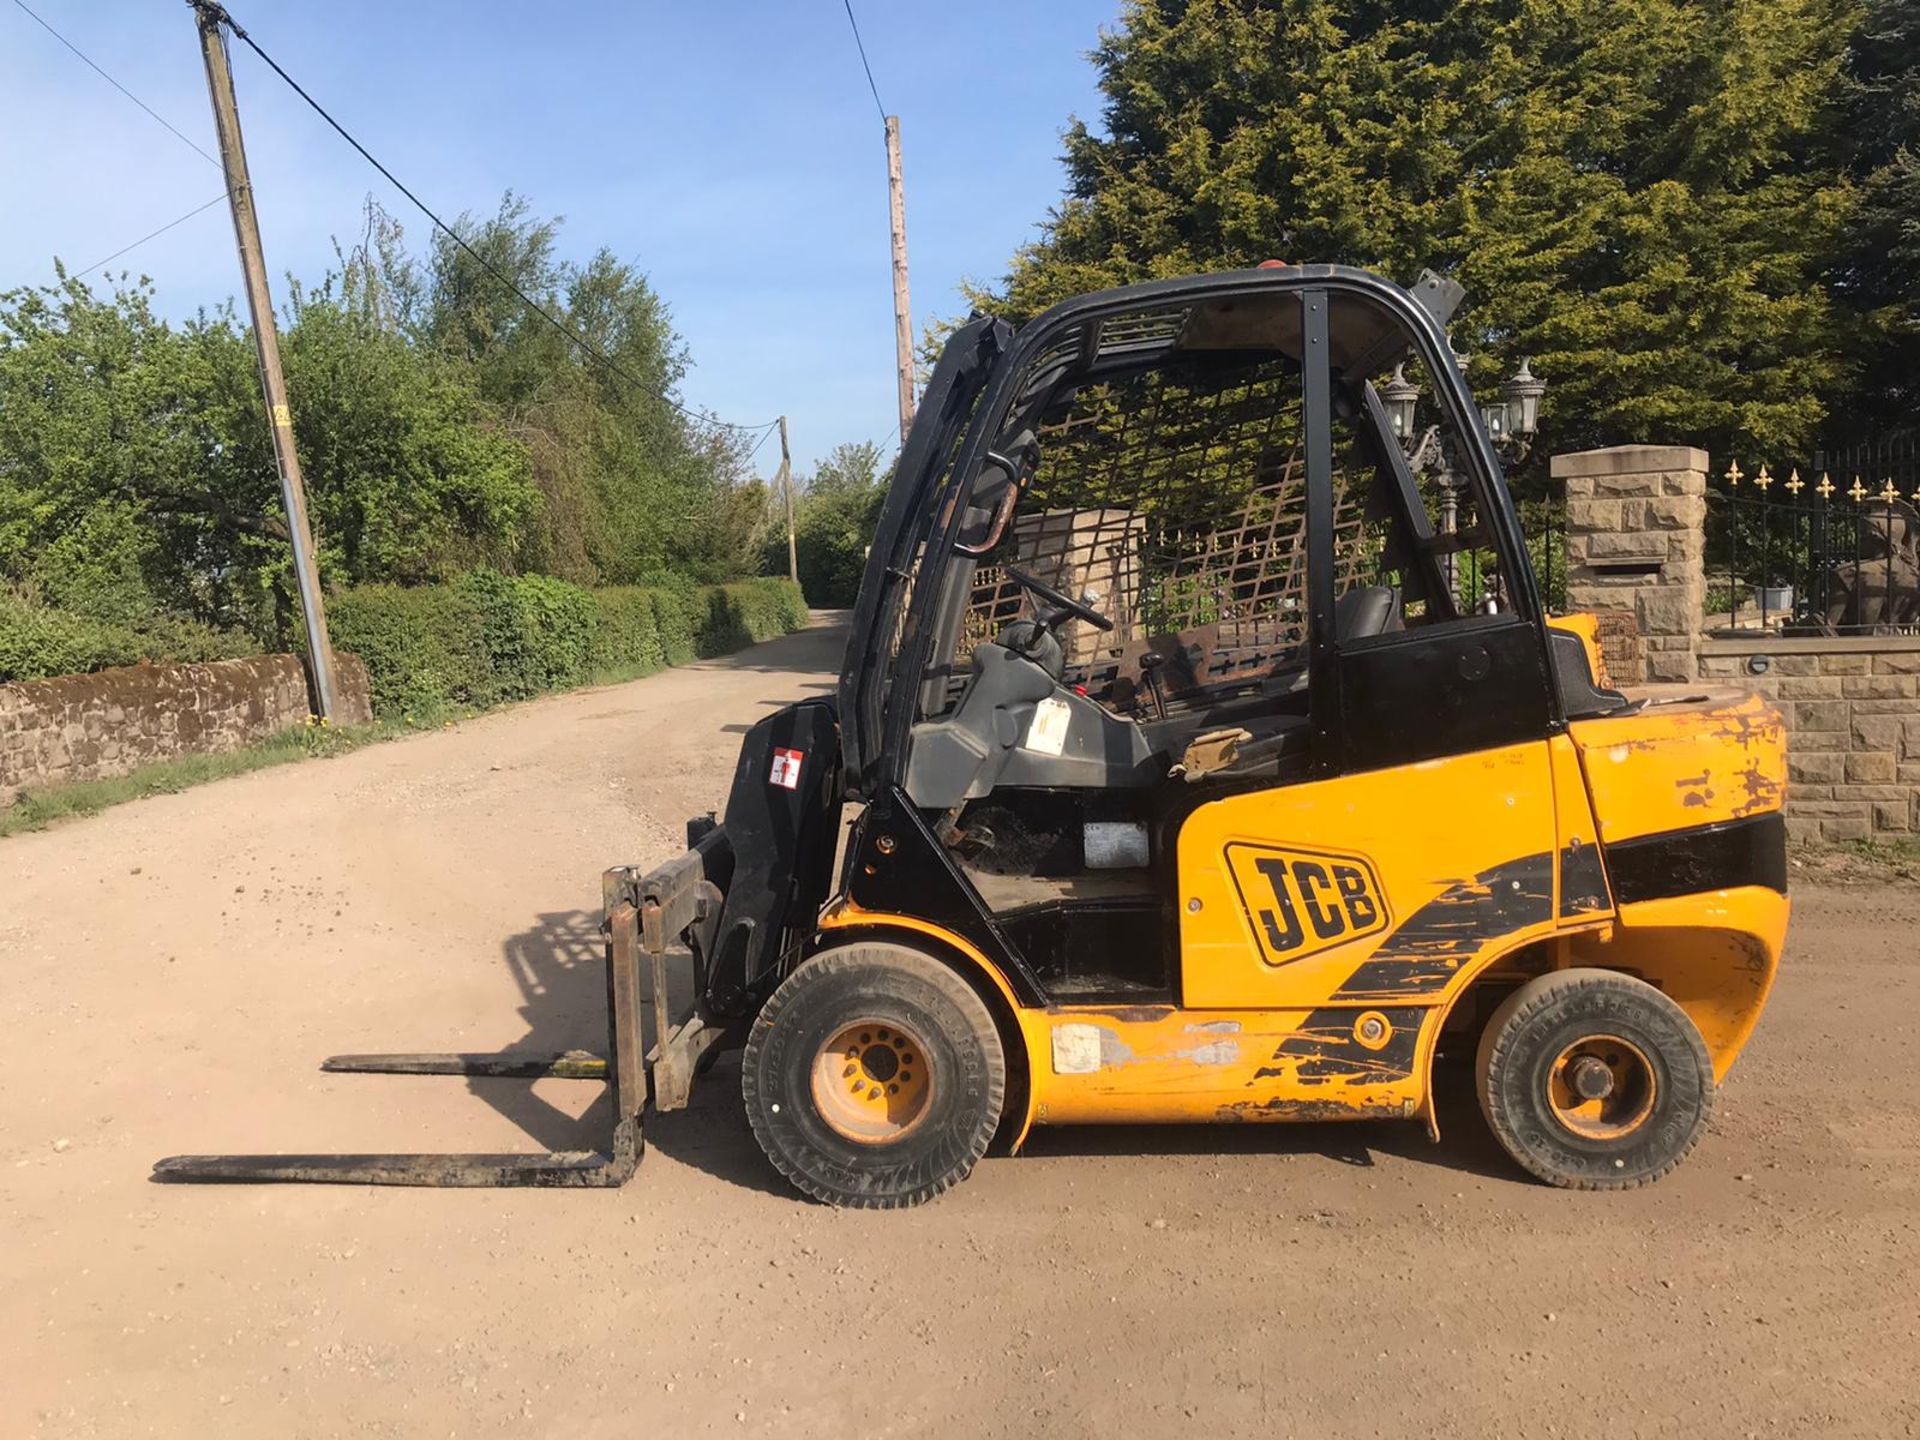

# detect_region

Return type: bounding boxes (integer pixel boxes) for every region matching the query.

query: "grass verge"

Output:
[0,717,427,839]
[1790,837,1920,885]
[0,646,767,840]
[0,586,820,840]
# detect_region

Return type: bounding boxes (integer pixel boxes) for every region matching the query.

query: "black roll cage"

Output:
[839,265,1555,801]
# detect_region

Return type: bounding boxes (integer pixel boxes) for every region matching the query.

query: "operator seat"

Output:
[995,619,1065,681]
[1333,584,1402,642]
[1132,584,1404,759]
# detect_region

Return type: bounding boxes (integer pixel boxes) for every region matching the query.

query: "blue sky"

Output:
[1,0,1119,472]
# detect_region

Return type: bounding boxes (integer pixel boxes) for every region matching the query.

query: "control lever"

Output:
[1137,651,1168,720]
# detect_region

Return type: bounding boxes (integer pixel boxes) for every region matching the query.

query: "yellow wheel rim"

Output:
[1546,1034,1657,1141]
[810,1019,933,1145]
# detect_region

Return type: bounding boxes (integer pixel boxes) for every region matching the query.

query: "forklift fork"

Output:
[152,864,726,1188]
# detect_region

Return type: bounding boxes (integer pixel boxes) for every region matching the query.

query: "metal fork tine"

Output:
[152,896,653,1188]
[151,1129,639,1188]
[320,1052,607,1080]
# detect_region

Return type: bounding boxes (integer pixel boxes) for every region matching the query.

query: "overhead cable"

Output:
[191,0,782,436]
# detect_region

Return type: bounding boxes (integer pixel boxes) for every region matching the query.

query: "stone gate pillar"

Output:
[1551,445,1708,685]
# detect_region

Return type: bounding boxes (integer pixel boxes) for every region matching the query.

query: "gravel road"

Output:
[4,617,1916,1438]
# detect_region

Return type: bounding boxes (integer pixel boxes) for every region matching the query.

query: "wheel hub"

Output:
[809,1020,932,1145]
[1568,1055,1615,1101]
[1546,1034,1657,1141]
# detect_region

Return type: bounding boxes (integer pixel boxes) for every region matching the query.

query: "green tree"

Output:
[0,266,539,645]
[787,441,886,606]
[0,273,247,628]
[405,194,771,584]
[0,192,777,662]
[1834,0,1920,423]
[285,276,541,586]
[976,0,1860,469]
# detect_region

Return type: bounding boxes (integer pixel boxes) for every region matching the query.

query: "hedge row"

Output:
[0,593,255,685]
[0,574,808,713]
[325,572,808,717]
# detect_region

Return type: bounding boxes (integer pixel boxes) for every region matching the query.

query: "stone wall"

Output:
[1553,441,1920,842]
[1553,444,1708,684]
[0,652,371,808]
[1698,637,1920,841]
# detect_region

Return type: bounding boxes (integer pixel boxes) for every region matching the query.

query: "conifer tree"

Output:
[979,0,1862,468]
[1836,0,1920,422]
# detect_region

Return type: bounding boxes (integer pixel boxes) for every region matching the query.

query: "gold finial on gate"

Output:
[1849,475,1868,502]
[1881,478,1901,504]
[1816,472,1834,499]
[1724,460,1744,487]
[1785,468,1804,495]
[1753,464,1773,491]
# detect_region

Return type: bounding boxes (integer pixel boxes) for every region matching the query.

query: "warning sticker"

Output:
[1052,1023,1102,1075]
[768,747,804,789]
[1024,696,1072,757]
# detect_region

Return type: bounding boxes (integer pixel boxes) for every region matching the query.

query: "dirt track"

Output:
[4,617,1917,1439]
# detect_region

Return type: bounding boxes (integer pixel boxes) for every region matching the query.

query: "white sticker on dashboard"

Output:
[1024,695,1072,757]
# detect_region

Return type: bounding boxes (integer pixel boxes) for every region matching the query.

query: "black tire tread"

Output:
[742,942,1006,1210]
[1475,967,1714,1192]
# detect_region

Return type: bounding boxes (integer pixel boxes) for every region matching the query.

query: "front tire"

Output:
[1476,968,1714,1190]
[742,942,1006,1209]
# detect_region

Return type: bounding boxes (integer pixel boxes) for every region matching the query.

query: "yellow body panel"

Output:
[1017,1003,1425,1126]
[1027,737,1617,1128]
[1177,740,1561,1010]
[1574,886,1788,1081]
[1569,688,1787,843]
[815,691,1788,1134]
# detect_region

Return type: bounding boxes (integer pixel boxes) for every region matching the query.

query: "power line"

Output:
[189,1,780,438]
[69,192,231,279]
[840,0,887,124]
[745,423,778,467]
[8,0,220,167]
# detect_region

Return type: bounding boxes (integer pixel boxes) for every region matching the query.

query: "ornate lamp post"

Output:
[1388,354,1548,610]
[1501,358,1546,441]
[1382,363,1421,443]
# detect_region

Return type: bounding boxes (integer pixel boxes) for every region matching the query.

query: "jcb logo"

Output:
[1225,843,1389,965]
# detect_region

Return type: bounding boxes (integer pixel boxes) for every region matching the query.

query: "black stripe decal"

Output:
[1331,852,1554,1000]
[1604,812,1787,904]
[1256,1005,1425,1087]
[1559,839,1611,918]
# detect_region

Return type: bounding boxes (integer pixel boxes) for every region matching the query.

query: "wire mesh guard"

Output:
[960,357,1374,708]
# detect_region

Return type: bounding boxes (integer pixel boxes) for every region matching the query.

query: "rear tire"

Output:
[1476,968,1713,1190]
[742,942,1006,1209]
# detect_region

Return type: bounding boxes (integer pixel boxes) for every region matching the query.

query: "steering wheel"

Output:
[1003,564,1114,632]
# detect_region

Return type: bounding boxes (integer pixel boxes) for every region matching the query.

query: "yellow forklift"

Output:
[159,265,1788,1205]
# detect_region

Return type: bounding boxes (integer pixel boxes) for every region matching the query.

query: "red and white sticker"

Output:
[769,747,804,790]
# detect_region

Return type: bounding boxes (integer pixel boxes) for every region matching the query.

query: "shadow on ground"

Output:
[467,905,1525,1200]
[463,907,787,1194]
[450,908,611,1154]
[1011,1059,1522,1184]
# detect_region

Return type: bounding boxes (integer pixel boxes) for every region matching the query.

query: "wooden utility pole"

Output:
[884,115,915,444]
[191,2,337,720]
[776,416,798,586]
